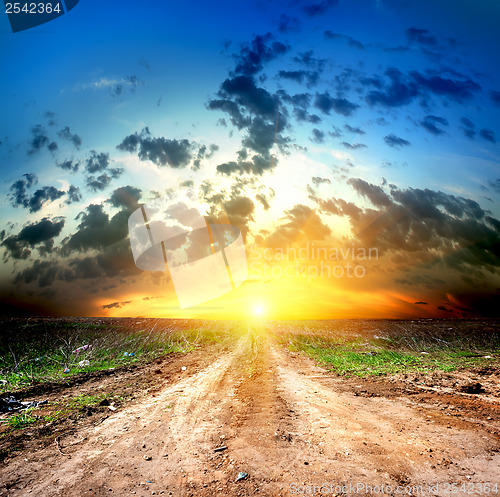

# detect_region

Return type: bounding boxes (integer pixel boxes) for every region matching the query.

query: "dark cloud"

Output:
[312,177,331,187]
[341,142,367,150]
[57,159,80,172]
[66,185,82,204]
[348,178,392,208]
[27,124,50,155]
[414,301,428,305]
[44,111,57,126]
[490,91,500,106]
[480,128,496,143]
[86,173,113,192]
[292,50,326,71]
[48,141,58,153]
[102,301,132,309]
[277,70,320,87]
[58,127,82,149]
[263,204,331,248]
[62,203,129,254]
[218,76,279,121]
[2,218,64,260]
[405,27,437,46]
[193,143,219,169]
[208,74,288,157]
[277,14,300,33]
[9,174,65,213]
[243,116,285,154]
[314,92,359,116]
[216,152,275,176]
[324,31,365,50]
[311,128,325,144]
[117,127,193,168]
[302,0,338,17]
[488,179,500,194]
[277,91,320,123]
[256,193,271,210]
[9,173,38,209]
[14,260,59,287]
[460,117,476,139]
[420,115,448,135]
[384,134,411,148]
[344,124,365,135]
[233,33,288,76]
[63,239,139,281]
[85,150,111,173]
[207,99,248,129]
[206,195,255,240]
[365,68,419,108]
[108,186,142,210]
[314,180,499,279]
[410,71,481,101]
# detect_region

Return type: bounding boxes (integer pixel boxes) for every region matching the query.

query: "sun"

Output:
[253,304,265,317]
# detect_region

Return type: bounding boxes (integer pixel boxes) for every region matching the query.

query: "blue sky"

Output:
[1,0,499,318]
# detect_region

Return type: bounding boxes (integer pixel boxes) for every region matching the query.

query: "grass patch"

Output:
[7,409,37,429]
[0,318,238,393]
[284,325,499,377]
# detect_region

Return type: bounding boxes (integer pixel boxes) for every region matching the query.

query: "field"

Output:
[0,317,499,496]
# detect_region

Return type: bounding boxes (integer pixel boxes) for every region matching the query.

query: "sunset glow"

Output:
[1,1,499,319]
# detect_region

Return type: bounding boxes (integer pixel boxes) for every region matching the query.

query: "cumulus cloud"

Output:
[233,33,288,76]
[216,153,275,176]
[384,134,411,148]
[405,27,438,46]
[66,185,82,204]
[490,90,500,106]
[301,0,338,17]
[344,124,365,135]
[365,67,480,108]
[314,92,359,116]
[263,204,331,248]
[311,128,325,143]
[2,217,65,260]
[410,70,480,101]
[58,127,82,149]
[324,31,365,50]
[278,69,320,87]
[108,186,142,210]
[341,142,367,150]
[313,179,500,282]
[57,159,80,172]
[460,117,476,139]
[9,174,65,212]
[117,127,193,168]
[420,115,448,135]
[312,177,331,187]
[62,203,129,254]
[480,128,496,143]
[101,301,132,309]
[27,125,50,155]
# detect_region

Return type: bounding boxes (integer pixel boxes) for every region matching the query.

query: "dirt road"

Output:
[1,333,499,496]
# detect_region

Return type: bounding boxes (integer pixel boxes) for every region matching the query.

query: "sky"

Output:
[0,0,499,319]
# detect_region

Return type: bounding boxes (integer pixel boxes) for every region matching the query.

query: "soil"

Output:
[0,334,499,496]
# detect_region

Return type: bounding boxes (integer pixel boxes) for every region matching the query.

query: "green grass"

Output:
[0,318,238,393]
[285,327,499,377]
[7,409,37,429]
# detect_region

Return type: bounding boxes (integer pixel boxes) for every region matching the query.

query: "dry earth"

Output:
[1,333,499,496]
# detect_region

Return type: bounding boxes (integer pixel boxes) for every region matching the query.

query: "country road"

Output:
[1,333,499,496]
